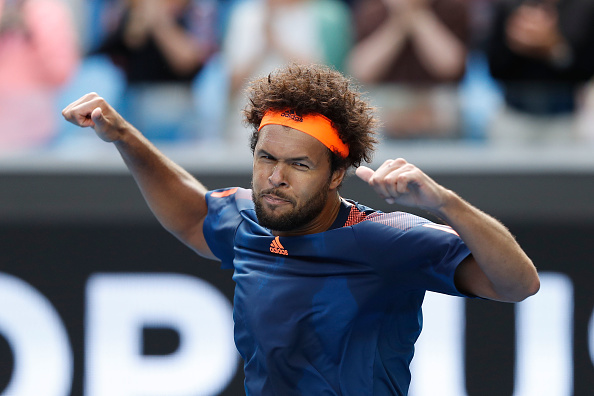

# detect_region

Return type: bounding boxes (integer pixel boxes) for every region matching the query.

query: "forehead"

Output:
[255,125,329,159]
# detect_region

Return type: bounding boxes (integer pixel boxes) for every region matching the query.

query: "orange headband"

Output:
[258,110,349,158]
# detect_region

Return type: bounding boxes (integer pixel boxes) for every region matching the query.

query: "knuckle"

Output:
[402,164,416,174]
[385,173,398,185]
[381,159,394,168]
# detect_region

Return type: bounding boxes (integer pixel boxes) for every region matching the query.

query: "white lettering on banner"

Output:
[408,272,574,396]
[0,271,579,396]
[408,291,466,396]
[514,272,573,396]
[85,273,238,396]
[0,272,73,396]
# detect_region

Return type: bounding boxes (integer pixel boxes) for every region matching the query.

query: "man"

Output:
[486,0,594,144]
[347,0,469,139]
[62,63,539,395]
[0,0,79,150]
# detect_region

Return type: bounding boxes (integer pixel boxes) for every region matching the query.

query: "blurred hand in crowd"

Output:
[505,1,568,61]
[0,0,79,151]
[124,0,171,48]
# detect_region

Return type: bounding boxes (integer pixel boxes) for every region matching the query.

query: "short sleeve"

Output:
[397,224,470,296]
[203,187,243,269]
[352,215,470,297]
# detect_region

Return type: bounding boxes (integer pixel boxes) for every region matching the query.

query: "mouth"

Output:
[262,194,293,206]
[258,188,295,207]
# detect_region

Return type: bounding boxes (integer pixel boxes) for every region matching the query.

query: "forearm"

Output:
[62,93,214,257]
[356,159,539,302]
[409,8,467,80]
[151,21,209,75]
[348,14,408,84]
[114,126,209,243]
[436,192,539,302]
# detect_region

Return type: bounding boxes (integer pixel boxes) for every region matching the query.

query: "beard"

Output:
[252,180,331,232]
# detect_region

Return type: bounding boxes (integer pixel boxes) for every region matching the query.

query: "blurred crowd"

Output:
[2,0,594,155]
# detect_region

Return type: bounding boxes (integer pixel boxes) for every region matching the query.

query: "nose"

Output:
[268,164,288,188]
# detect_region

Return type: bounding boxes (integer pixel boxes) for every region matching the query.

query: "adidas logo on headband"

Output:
[259,109,349,158]
[281,110,303,122]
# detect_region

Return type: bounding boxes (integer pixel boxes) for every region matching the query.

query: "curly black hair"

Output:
[243,63,379,173]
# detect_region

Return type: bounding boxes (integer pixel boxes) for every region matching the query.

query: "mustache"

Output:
[257,189,296,204]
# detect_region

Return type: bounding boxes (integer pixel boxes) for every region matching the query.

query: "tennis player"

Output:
[62,63,539,396]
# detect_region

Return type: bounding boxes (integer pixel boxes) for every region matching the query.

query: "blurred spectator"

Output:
[348,0,469,140]
[222,0,352,144]
[93,0,218,142]
[458,0,504,141]
[576,79,594,143]
[486,0,594,145]
[0,0,79,152]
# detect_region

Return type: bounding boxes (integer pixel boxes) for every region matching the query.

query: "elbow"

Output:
[434,65,465,81]
[523,273,541,300]
[427,57,467,81]
[508,255,541,302]
[347,56,381,85]
[348,66,372,85]
[168,45,212,78]
[510,272,541,303]
[491,265,540,303]
[169,58,202,78]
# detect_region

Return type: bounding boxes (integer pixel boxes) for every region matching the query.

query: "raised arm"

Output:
[356,159,540,302]
[62,93,216,260]
[348,0,467,83]
[348,0,409,84]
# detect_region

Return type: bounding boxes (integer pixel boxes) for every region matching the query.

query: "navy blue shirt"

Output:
[203,187,470,395]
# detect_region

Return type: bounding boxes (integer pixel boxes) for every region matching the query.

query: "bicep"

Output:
[176,216,218,261]
[454,255,499,300]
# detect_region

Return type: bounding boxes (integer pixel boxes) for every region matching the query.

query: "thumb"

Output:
[355,166,374,183]
[90,107,106,129]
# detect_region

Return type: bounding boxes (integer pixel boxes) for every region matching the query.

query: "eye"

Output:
[259,154,275,162]
[292,162,310,170]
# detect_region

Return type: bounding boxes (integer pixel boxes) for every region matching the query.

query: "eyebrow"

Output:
[257,149,315,165]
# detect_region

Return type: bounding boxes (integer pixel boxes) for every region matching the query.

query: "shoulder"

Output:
[358,211,431,231]
[346,202,460,249]
[206,187,254,214]
[208,187,253,201]
[341,200,430,231]
[203,188,257,266]
[354,211,460,243]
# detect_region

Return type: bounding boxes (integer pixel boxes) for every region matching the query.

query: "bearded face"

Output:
[252,177,331,232]
[250,125,343,234]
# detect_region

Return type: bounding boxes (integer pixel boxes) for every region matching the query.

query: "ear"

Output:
[329,167,346,190]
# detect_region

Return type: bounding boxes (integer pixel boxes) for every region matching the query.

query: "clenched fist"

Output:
[62,93,130,142]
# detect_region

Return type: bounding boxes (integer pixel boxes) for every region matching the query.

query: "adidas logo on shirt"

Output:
[270,236,288,255]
